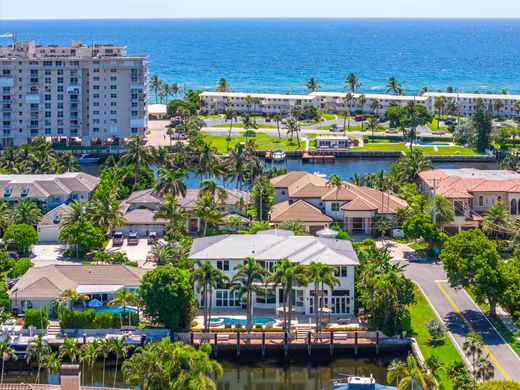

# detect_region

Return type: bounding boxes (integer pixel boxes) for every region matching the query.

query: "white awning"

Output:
[77,285,124,294]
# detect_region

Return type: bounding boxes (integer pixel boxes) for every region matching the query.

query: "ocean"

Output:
[1,18,520,94]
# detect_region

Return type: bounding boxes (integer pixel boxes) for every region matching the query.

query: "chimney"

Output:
[61,365,81,390]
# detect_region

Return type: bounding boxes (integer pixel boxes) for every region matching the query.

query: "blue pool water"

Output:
[211,317,276,325]
[96,307,137,315]
[2,18,520,94]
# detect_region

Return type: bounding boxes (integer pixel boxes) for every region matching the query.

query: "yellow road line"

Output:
[435,281,511,381]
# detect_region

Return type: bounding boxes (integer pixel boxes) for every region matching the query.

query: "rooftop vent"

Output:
[20,188,29,197]
[3,188,12,197]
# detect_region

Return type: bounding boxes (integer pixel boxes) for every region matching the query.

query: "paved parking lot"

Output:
[105,239,160,268]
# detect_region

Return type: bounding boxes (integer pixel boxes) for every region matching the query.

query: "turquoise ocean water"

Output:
[1,18,519,94]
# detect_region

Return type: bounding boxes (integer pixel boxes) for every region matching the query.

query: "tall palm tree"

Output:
[387,359,407,388]
[10,198,42,225]
[192,261,230,332]
[269,259,307,332]
[305,77,320,92]
[154,195,189,237]
[306,262,339,331]
[215,77,229,92]
[109,337,129,388]
[284,118,301,147]
[0,340,16,383]
[482,202,511,241]
[463,332,484,383]
[370,99,382,117]
[83,340,100,385]
[156,168,187,197]
[228,143,249,189]
[386,77,403,95]
[272,113,283,140]
[193,193,222,236]
[434,96,447,125]
[62,200,87,228]
[27,335,51,384]
[225,108,237,150]
[358,94,367,128]
[119,136,153,190]
[326,173,346,198]
[108,288,139,326]
[42,352,61,381]
[345,72,362,94]
[88,194,127,235]
[475,355,495,382]
[199,180,227,204]
[230,257,266,332]
[97,339,111,386]
[366,117,381,144]
[396,355,436,390]
[344,93,355,130]
[148,74,162,103]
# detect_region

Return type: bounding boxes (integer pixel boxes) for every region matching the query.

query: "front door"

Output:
[352,218,364,233]
[189,218,198,233]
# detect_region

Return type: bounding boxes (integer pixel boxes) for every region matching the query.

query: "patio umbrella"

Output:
[87,299,103,308]
[275,306,294,313]
[318,307,332,313]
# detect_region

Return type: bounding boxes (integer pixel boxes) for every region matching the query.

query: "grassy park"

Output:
[352,142,481,156]
[201,131,313,153]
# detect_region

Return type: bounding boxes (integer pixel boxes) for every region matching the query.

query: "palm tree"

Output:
[463,332,484,383]
[386,77,403,95]
[375,216,392,244]
[87,193,127,235]
[270,259,307,332]
[108,288,138,326]
[83,340,100,384]
[306,262,339,331]
[60,289,89,308]
[109,337,129,388]
[193,193,222,236]
[225,108,237,150]
[344,93,355,130]
[199,179,228,203]
[396,355,437,390]
[42,352,61,381]
[59,338,79,363]
[326,173,346,198]
[367,117,381,144]
[148,74,162,103]
[305,77,320,92]
[215,77,229,92]
[10,198,42,225]
[0,340,16,383]
[475,355,495,382]
[97,339,111,386]
[225,215,244,232]
[387,359,407,388]
[494,99,504,117]
[192,261,230,332]
[482,202,511,241]
[62,200,87,227]
[230,257,266,332]
[272,113,283,140]
[118,136,153,190]
[279,220,307,235]
[156,168,187,197]
[358,94,367,128]
[27,334,51,384]
[284,118,301,147]
[345,72,361,94]
[370,99,383,118]
[154,195,189,237]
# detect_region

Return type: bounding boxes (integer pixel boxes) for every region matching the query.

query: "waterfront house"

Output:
[8,265,146,312]
[270,172,407,235]
[119,188,250,235]
[0,172,99,212]
[270,199,332,234]
[315,135,350,150]
[419,168,520,234]
[189,230,359,316]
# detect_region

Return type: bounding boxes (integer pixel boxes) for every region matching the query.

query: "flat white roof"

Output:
[310,91,428,101]
[77,285,125,294]
[316,135,349,140]
[424,92,520,100]
[200,91,317,100]
[148,104,167,114]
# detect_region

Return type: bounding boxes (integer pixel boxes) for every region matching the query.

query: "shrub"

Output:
[166,99,197,118]
[255,323,263,330]
[243,130,256,137]
[59,308,137,329]
[8,258,33,278]
[24,307,49,329]
[425,318,446,343]
[4,224,39,255]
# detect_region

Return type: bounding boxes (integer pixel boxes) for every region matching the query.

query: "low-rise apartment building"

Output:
[423,92,520,118]
[270,171,407,235]
[0,172,99,212]
[419,168,520,234]
[190,230,359,316]
[0,39,148,146]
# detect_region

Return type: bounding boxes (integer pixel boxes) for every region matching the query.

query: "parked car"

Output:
[354,115,365,122]
[384,128,399,134]
[147,232,158,245]
[265,117,271,122]
[432,130,446,135]
[113,232,124,246]
[128,232,139,245]
[281,118,287,124]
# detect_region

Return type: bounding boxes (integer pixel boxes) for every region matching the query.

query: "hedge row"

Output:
[59,308,138,329]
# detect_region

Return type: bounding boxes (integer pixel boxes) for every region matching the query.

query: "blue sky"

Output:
[1,0,520,19]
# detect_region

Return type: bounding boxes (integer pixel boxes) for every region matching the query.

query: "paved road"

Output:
[384,241,520,381]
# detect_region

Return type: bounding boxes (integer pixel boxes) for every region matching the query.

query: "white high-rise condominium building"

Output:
[0,40,148,146]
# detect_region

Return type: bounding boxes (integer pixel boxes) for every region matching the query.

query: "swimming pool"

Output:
[210,317,276,326]
[96,307,137,315]
[419,142,453,146]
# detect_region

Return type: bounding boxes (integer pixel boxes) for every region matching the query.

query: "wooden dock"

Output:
[264,150,273,162]
[302,151,335,163]
[177,331,410,357]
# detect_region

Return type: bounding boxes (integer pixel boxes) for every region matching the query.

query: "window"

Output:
[110,85,117,90]
[281,190,286,195]
[215,290,240,307]
[335,266,348,277]
[478,196,483,206]
[256,289,276,304]
[217,260,229,271]
[331,203,340,212]
[511,199,517,215]
[110,93,117,99]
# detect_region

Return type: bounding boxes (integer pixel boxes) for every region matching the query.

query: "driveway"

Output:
[30,244,81,267]
[105,239,158,269]
[383,240,520,381]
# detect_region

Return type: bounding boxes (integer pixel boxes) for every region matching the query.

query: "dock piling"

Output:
[214,333,218,356]
[262,331,266,356]
[376,331,380,355]
[307,331,311,356]
[237,331,240,356]
[284,331,288,356]
[190,332,194,346]
[354,332,358,355]
[330,331,334,355]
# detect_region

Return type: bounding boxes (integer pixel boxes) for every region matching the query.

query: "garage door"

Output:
[38,226,60,243]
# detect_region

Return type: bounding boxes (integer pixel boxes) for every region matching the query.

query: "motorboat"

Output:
[77,154,101,164]
[272,149,286,162]
[313,171,327,179]
[333,374,395,390]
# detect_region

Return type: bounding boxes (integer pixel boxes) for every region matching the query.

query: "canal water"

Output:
[1,353,402,389]
[80,157,498,186]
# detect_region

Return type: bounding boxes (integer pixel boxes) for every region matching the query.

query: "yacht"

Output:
[333,374,395,390]
[77,154,101,164]
[272,149,286,162]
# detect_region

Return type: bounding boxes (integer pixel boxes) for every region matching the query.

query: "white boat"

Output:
[313,171,327,179]
[272,150,286,162]
[77,153,101,164]
[333,374,395,390]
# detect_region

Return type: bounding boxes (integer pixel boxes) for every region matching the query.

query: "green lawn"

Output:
[198,114,222,119]
[352,143,481,156]
[465,289,520,358]
[201,132,310,153]
[410,286,464,389]
[212,123,278,129]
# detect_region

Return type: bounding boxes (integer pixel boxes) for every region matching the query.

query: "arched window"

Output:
[479,196,484,206]
[512,199,517,215]
[497,196,503,203]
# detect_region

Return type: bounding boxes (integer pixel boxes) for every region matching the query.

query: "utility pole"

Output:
[432,178,437,226]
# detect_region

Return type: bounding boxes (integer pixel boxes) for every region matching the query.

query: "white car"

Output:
[384,128,399,134]
[432,130,445,135]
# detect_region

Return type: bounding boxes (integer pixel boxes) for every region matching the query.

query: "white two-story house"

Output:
[189,230,359,316]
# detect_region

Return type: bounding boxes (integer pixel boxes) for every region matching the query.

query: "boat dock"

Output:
[264,149,273,162]
[177,330,410,357]
[302,151,336,163]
